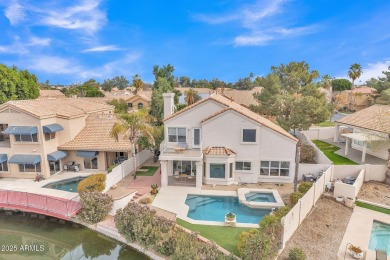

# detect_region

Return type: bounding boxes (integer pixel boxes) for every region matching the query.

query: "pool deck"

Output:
[337,206,390,259]
[152,186,261,228]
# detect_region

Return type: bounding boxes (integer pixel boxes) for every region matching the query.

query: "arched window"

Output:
[138,102,143,109]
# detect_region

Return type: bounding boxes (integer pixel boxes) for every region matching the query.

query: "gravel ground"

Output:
[278,198,353,260]
[357,181,390,206]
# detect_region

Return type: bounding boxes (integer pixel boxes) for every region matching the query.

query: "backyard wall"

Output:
[332,164,387,182]
[301,127,335,140]
[333,169,365,200]
[297,130,332,165]
[298,163,331,181]
[104,149,153,192]
[281,166,332,248]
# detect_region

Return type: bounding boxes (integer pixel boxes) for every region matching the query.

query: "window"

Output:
[168,127,186,143]
[128,103,133,108]
[45,132,56,141]
[210,164,225,179]
[260,161,290,177]
[242,129,256,142]
[15,134,38,142]
[0,161,8,171]
[229,163,233,178]
[138,102,143,109]
[0,124,9,142]
[173,160,196,175]
[84,157,98,169]
[235,161,251,171]
[19,163,41,172]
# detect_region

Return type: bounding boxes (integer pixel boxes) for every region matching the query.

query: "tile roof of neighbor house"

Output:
[59,114,132,151]
[38,89,66,99]
[0,98,113,119]
[176,87,213,94]
[126,93,151,102]
[203,146,236,155]
[165,93,297,141]
[104,90,152,101]
[336,104,390,133]
[345,86,377,94]
[222,88,262,107]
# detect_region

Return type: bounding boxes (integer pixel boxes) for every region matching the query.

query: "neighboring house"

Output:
[159,93,298,187]
[336,86,377,111]
[221,87,262,107]
[334,104,390,162]
[125,93,151,110]
[38,89,66,99]
[0,98,132,179]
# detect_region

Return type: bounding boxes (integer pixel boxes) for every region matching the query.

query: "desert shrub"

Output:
[239,231,279,260]
[273,206,291,219]
[298,182,313,194]
[79,191,113,224]
[288,247,307,260]
[300,144,316,163]
[290,192,303,206]
[77,174,106,193]
[140,196,153,204]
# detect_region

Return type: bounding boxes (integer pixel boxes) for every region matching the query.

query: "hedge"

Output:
[77,174,106,193]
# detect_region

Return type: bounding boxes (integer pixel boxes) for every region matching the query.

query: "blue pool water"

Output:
[369,221,390,255]
[185,195,272,224]
[43,177,86,193]
[245,192,276,202]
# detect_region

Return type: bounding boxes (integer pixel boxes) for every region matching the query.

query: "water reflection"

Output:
[0,212,147,260]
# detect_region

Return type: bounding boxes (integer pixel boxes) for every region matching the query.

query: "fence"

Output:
[332,164,387,182]
[301,127,335,140]
[333,169,365,200]
[297,130,332,164]
[0,190,80,220]
[298,163,331,181]
[104,149,153,192]
[281,166,332,248]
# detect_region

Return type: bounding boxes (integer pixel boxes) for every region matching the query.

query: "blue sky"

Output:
[0,0,390,85]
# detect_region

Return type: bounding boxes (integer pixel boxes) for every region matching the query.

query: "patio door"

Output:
[84,157,98,169]
[192,128,201,148]
[49,160,61,175]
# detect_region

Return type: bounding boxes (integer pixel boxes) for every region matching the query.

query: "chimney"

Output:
[163,93,175,119]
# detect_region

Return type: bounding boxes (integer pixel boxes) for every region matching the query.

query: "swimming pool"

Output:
[185,195,272,224]
[43,177,86,193]
[245,192,276,203]
[369,221,390,255]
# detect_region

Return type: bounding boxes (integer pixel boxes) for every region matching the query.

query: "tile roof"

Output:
[0,98,113,119]
[165,93,297,141]
[203,146,236,155]
[222,88,261,106]
[126,93,151,102]
[59,114,132,151]
[38,89,66,98]
[336,104,390,133]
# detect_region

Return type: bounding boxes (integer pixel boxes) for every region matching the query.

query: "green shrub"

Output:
[238,229,259,254]
[77,174,106,193]
[288,247,307,260]
[107,164,118,173]
[79,191,113,224]
[300,144,316,163]
[273,206,291,219]
[238,231,279,260]
[290,192,303,206]
[298,182,313,194]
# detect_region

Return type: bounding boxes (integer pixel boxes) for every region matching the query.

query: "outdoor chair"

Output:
[376,249,387,260]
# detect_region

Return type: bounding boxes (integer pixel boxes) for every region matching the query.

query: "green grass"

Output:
[135,166,159,176]
[312,140,359,165]
[176,218,251,256]
[316,121,335,127]
[356,201,390,215]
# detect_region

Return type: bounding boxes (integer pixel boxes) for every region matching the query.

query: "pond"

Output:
[0,212,148,259]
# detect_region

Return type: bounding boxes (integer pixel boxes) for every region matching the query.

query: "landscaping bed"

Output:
[135,166,159,176]
[357,181,390,207]
[312,140,358,165]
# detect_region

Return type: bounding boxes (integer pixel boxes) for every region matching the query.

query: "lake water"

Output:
[0,212,147,259]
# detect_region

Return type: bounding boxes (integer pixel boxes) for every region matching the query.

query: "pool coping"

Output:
[42,176,87,193]
[237,188,285,209]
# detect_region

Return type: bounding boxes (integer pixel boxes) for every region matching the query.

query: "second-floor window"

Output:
[15,134,38,142]
[242,129,256,143]
[168,127,186,142]
[235,161,251,171]
[45,132,56,141]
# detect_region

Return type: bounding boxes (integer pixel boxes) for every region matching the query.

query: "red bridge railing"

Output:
[0,189,81,220]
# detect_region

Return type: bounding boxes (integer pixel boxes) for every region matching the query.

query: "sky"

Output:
[0,0,390,85]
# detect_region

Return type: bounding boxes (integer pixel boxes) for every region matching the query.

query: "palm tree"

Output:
[132,74,144,94]
[348,63,363,89]
[184,88,198,105]
[111,109,155,179]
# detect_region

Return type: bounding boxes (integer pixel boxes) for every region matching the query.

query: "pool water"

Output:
[43,177,86,193]
[245,192,276,202]
[185,195,271,224]
[369,221,390,255]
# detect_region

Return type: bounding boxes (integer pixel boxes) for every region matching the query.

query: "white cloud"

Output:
[4,0,25,25]
[26,55,82,74]
[234,35,273,46]
[358,61,390,84]
[192,13,238,25]
[28,36,51,46]
[82,45,121,52]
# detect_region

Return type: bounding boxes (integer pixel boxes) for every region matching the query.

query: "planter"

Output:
[336,196,344,203]
[349,251,364,259]
[344,197,355,208]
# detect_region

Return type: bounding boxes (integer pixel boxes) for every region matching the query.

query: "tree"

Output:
[102,76,129,91]
[251,62,331,132]
[137,124,164,155]
[331,79,352,91]
[366,66,390,93]
[319,74,332,89]
[111,110,155,179]
[348,63,363,88]
[132,74,143,94]
[108,99,128,114]
[184,88,201,105]
[150,77,173,123]
[153,64,175,88]
[0,64,39,103]
[178,76,191,88]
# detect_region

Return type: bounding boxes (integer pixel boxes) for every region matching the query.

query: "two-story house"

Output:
[0,98,132,179]
[159,93,298,188]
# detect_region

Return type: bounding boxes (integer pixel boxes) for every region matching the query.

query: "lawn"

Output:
[176,218,251,256]
[312,140,359,165]
[136,166,159,176]
[316,121,335,127]
[356,201,390,215]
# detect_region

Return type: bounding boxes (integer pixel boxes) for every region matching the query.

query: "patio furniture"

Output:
[64,161,80,172]
[180,174,187,183]
[114,156,127,164]
[344,176,356,185]
[174,142,188,153]
[325,181,334,192]
[187,176,194,182]
[376,249,387,260]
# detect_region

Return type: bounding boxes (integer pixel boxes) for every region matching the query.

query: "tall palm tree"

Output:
[111,109,155,179]
[348,63,363,89]
[132,74,144,94]
[184,88,198,105]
